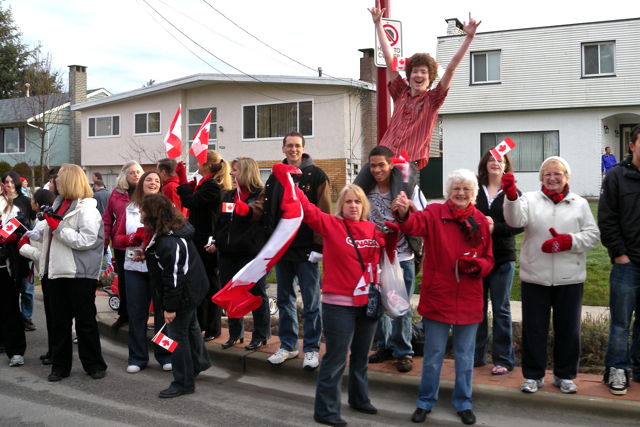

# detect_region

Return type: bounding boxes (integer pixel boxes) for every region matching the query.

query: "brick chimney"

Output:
[68,65,87,165]
[358,49,377,165]
[445,18,465,36]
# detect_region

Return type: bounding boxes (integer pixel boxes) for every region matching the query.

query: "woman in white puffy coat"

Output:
[41,164,107,382]
[114,170,172,374]
[502,156,599,395]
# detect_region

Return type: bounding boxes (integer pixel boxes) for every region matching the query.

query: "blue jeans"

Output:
[275,260,321,353]
[375,260,415,358]
[20,275,35,321]
[604,261,640,376]
[125,271,172,367]
[314,304,378,423]
[417,318,478,412]
[166,308,212,392]
[474,261,516,369]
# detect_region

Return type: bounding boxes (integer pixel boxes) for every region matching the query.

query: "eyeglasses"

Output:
[488,158,506,164]
[543,173,565,179]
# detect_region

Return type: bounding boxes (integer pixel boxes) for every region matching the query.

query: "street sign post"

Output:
[375,18,403,67]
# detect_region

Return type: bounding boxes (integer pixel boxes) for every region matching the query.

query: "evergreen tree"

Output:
[0,6,31,99]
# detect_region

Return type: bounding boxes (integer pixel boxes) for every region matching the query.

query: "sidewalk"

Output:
[83,289,640,421]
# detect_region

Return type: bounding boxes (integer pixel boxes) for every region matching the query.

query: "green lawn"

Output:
[416,201,610,307]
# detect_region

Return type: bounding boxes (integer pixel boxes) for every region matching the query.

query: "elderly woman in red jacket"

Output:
[394,169,494,426]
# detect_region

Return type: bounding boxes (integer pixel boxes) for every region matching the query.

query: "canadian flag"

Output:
[490,137,516,162]
[392,57,408,71]
[189,110,211,165]
[390,150,411,183]
[152,332,178,352]
[353,273,370,306]
[103,264,114,278]
[164,105,182,160]
[0,218,21,239]
[222,202,234,213]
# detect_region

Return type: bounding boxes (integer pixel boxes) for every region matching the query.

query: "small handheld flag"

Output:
[391,57,407,72]
[189,111,211,165]
[390,150,411,183]
[490,137,516,173]
[152,324,178,352]
[164,105,182,159]
[0,218,22,239]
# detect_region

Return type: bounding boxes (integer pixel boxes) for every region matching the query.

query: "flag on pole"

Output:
[103,264,114,278]
[152,332,178,352]
[189,111,211,165]
[390,150,411,183]
[164,105,182,159]
[212,163,304,318]
[490,137,516,162]
[0,218,21,239]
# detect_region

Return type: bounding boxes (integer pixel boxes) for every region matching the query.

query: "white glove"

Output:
[308,251,323,263]
[26,229,42,241]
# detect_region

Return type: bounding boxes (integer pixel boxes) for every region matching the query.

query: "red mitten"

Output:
[18,234,30,250]
[234,197,250,217]
[383,221,399,263]
[134,226,145,241]
[126,233,143,247]
[541,228,572,253]
[0,232,18,245]
[188,177,197,193]
[175,161,188,186]
[458,256,481,275]
[45,213,60,231]
[501,173,518,201]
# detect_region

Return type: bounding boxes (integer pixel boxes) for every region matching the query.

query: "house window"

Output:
[471,51,501,84]
[582,42,615,77]
[259,168,271,185]
[481,131,559,172]
[187,107,217,173]
[243,100,313,140]
[88,115,120,138]
[0,127,25,154]
[134,111,161,135]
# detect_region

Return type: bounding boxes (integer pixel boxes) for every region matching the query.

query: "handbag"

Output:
[344,220,382,320]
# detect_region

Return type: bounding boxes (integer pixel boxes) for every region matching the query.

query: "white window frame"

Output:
[133,111,161,135]
[186,107,217,174]
[481,130,559,172]
[242,99,314,141]
[88,114,121,138]
[582,41,616,77]
[471,51,501,84]
[0,126,26,154]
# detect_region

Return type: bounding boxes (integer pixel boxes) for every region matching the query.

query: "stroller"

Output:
[102,258,120,311]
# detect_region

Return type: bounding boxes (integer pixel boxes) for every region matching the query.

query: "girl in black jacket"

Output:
[175,150,231,341]
[210,157,269,350]
[140,193,212,398]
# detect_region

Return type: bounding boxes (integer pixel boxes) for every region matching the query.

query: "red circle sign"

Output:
[383,24,399,46]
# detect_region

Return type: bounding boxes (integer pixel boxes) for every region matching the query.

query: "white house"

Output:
[436,17,640,197]
[71,67,375,197]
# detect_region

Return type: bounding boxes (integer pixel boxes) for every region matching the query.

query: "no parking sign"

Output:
[375,18,403,67]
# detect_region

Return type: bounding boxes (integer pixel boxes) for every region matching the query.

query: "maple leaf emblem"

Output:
[498,145,507,153]
[162,339,170,347]
[399,59,405,64]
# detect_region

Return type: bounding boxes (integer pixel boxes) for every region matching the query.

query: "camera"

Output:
[375,223,390,234]
[37,205,57,222]
[126,249,137,260]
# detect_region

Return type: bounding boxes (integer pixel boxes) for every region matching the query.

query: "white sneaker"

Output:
[9,355,24,367]
[268,348,299,365]
[303,351,319,370]
[126,365,141,373]
[162,363,172,371]
[552,376,577,394]
[521,378,544,393]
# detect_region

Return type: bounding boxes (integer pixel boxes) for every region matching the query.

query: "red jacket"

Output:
[398,203,494,325]
[102,188,130,250]
[301,198,392,297]
[162,175,188,217]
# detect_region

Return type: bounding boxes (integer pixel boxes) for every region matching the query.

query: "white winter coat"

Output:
[19,219,46,278]
[503,190,599,286]
[121,203,147,273]
[41,197,105,280]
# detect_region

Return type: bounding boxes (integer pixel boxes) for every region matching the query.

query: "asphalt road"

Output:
[1,298,637,427]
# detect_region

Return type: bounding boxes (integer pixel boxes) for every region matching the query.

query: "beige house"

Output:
[71,68,375,197]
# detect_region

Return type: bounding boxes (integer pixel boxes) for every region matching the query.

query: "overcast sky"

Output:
[7,0,637,94]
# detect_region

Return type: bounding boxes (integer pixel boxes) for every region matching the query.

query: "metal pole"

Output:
[376,0,391,144]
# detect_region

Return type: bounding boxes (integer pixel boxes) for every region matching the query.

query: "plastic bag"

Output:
[380,251,411,318]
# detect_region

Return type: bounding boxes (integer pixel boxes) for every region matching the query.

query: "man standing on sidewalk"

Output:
[354,146,426,373]
[598,124,640,395]
[249,132,331,369]
[602,146,617,176]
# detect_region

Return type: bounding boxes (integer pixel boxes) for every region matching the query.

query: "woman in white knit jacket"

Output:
[502,156,599,395]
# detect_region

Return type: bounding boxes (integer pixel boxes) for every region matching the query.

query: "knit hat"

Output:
[539,156,571,181]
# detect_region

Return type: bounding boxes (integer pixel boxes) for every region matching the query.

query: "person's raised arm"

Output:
[368,0,400,83]
[438,13,481,92]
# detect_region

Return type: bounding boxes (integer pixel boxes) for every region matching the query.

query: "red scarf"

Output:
[196,173,214,190]
[541,183,569,204]
[447,200,481,247]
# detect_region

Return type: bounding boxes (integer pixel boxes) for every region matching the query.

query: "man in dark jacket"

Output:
[354,146,426,373]
[92,180,110,216]
[250,132,332,369]
[599,124,640,396]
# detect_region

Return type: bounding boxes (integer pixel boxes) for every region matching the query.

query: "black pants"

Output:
[520,281,583,380]
[114,249,129,323]
[0,268,26,358]
[41,275,53,357]
[196,246,221,338]
[219,253,270,341]
[48,277,107,375]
